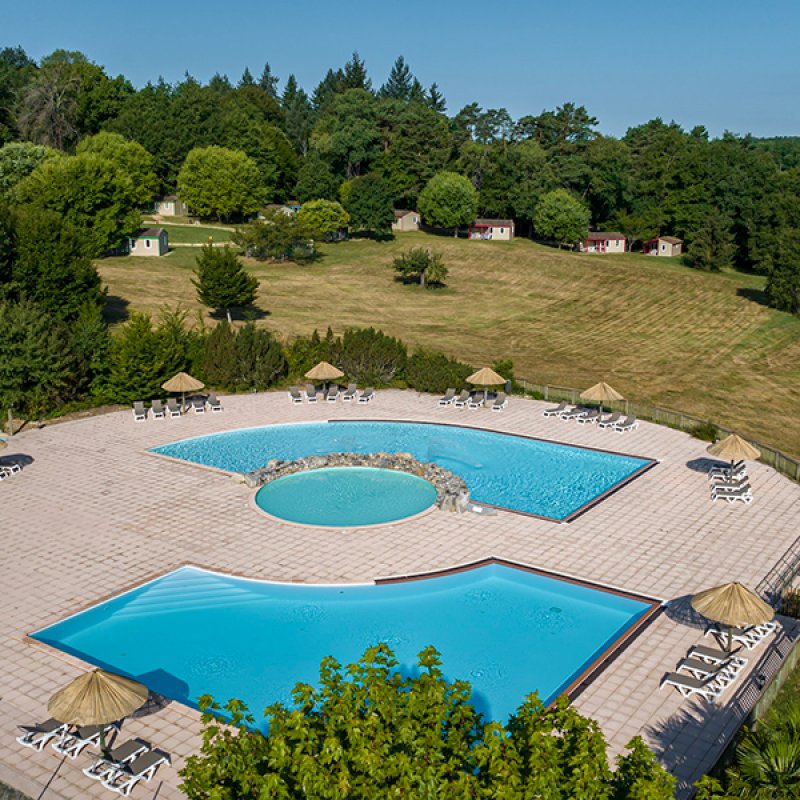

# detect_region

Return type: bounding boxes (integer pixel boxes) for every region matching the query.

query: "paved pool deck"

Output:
[1,389,798,799]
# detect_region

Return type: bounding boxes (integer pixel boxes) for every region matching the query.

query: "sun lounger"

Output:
[326,385,340,402]
[710,483,753,504]
[305,384,318,403]
[342,384,358,402]
[287,386,303,404]
[191,397,206,414]
[207,393,223,412]
[166,398,181,418]
[560,406,586,420]
[150,399,165,419]
[576,409,601,425]
[491,392,508,412]
[453,390,471,408]
[597,411,622,429]
[358,387,375,403]
[438,388,456,406]
[708,461,746,481]
[1,462,21,475]
[615,415,639,433]
[132,401,147,422]
[688,644,743,664]
[710,475,749,490]
[677,655,747,685]
[660,671,725,701]
[0,470,6,481]
[53,722,118,759]
[468,394,485,409]
[542,400,569,417]
[705,621,777,650]
[84,739,150,781]
[16,718,70,751]
[101,749,171,796]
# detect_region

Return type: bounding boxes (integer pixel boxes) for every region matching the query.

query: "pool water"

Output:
[32,564,655,724]
[255,467,437,526]
[152,421,652,520]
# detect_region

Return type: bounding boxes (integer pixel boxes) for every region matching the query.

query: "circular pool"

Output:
[253,467,438,527]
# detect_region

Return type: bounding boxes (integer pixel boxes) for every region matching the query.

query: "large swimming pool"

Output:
[152,421,653,520]
[32,563,657,724]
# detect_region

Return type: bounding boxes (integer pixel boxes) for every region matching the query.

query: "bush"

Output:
[392,247,448,288]
[689,421,719,442]
[334,327,407,385]
[406,349,472,394]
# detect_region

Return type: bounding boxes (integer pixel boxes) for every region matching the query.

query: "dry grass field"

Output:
[97,232,800,456]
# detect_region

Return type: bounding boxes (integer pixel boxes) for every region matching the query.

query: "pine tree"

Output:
[258,62,279,99]
[193,244,259,322]
[427,83,446,113]
[282,74,314,155]
[688,210,736,271]
[342,52,371,91]
[312,68,344,112]
[380,56,413,101]
[239,67,255,87]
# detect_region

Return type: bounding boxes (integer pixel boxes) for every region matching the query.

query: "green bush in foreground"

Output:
[180,645,675,800]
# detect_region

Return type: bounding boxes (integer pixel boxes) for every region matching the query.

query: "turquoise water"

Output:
[152,421,651,520]
[32,565,653,724]
[255,467,437,526]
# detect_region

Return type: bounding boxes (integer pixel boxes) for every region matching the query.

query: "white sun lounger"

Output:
[288,386,303,404]
[358,387,375,403]
[101,749,171,796]
[710,483,753,504]
[542,401,569,417]
[53,722,119,759]
[342,384,358,402]
[491,392,508,412]
[615,415,639,433]
[326,386,340,402]
[688,644,743,664]
[132,402,147,422]
[468,394,485,409]
[207,393,223,412]
[576,409,600,425]
[166,398,182,418]
[16,718,70,751]
[191,397,206,414]
[438,388,456,406]
[453,390,471,408]
[560,406,586,420]
[660,671,725,701]
[677,655,747,685]
[84,739,150,781]
[708,461,746,481]
[305,384,318,403]
[150,399,165,419]
[597,411,622,429]
[705,621,777,650]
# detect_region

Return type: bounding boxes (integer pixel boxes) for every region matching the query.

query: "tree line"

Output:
[0,45,798,311]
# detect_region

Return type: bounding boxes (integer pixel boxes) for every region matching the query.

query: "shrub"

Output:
[333,327,407,385]
[406,349,472,394]
[689,421,719,442]
[392,247,448,288]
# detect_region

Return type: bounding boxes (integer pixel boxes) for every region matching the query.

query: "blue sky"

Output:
[5,0,799,138]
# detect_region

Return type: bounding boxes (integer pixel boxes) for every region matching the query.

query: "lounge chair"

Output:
[710,483,753,504]
[326,385,340,402]
[342,384,358,402]
[710,475,750,491]
[305,384,318,403]
[468,393,485,409]
[101,749,171,796]
[16,718,70,751]
[453,390,471,408]
[132,401,147,422]
[677,655,747,685]
[149,399,164,419]
[597,411,622,429]
[358,387,375,403]
[705,621,777,650]
[1,462,21,475]
[288,386,303,404]
[191,397,206,414]
[542,400,569,417]
[560,406,586,421]
[660,671,725,701]
[576,409,601,425]
[438,388,456,406]
[166,398,182,418]
[615,415,639,433]
[84,739,150,781]
[53,722,118,760]
[708,461,746,482]
[207,393,223,413]
[688,644,743,664]
[0,470,6,481]
[491,392,508,412]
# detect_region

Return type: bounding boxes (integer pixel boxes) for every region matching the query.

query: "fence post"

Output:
[544,385,549,401]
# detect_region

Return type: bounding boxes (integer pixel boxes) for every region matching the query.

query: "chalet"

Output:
[153,195,189,216]
[644,236,683,257]
[468,219,515,241]
[392,209,420,232]
[580,232,626,254]
[129,227,169,257]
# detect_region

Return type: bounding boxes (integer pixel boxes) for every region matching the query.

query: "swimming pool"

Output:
[254,467,437,526]
[31,563,658,724]
[152,421,653,520]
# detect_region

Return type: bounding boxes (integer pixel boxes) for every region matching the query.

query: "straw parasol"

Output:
[707,433,760,469]
[691,581,774,651]
[304,361,344,392]
[48,669,149,754]
[466,367,506,403]
[580,381,624,415]
[161,371,205,410]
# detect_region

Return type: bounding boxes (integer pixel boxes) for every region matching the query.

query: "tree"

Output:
[193,244,258,322]
[392,247,448,288]
[238,67,254,87]
[765,227,800,314]
[343,173,394,233]
[233,323,286,390]
[418,171,478,235]
[533,188,590,248]
[281,74,314,156]
[235,211,313,261]
[258,63,279,99]
[687,209,736,271]
[426,82,446,113]
[177,146,265,221]
[0,142,59,200]
[297,199,349,240]
[341,51,371,91]
[379,56,413,101]
[105,312,164,403]
[296,151,340,202]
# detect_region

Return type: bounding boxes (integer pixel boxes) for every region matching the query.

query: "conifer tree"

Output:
[427,83,446,113]
[193,244,258,323]
[239,67,255,87]
[342,52,371,91]
[258,62,279,99]
[380,56,413,101]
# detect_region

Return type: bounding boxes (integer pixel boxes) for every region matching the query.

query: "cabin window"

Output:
[145,239,151,248]
[499,228,505,234]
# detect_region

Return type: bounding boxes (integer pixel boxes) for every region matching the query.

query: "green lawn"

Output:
[155,223,234,244]
[96,231,800,456]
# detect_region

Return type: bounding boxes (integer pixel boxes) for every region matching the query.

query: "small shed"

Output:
[580,232,626,254]
[129,227,169,257]
[153,195,189,216]
[645,236,683,257]
[468,219,515,241]
[392,210,421,232]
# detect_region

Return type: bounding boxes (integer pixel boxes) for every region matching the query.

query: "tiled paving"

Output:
[1,390,799,799]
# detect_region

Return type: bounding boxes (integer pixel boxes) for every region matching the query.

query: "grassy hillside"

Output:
[97,232,800,456]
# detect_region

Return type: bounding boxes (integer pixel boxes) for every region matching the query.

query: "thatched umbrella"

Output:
[48,669,149,755]
[305,361,344,393]
[162,371,205,411]
[466,367,505,403]
[707,433,760,471]
[691,581,774,652]
[580,381,624,415]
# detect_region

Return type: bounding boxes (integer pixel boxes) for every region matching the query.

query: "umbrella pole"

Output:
[98,725,107,757]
